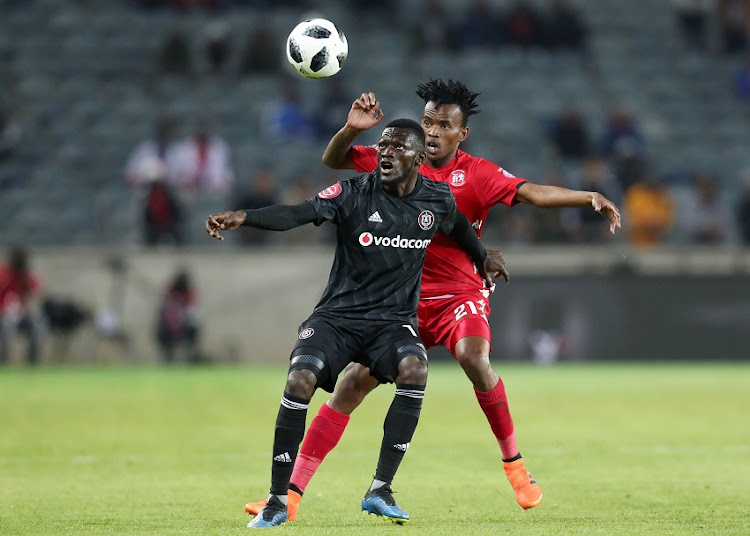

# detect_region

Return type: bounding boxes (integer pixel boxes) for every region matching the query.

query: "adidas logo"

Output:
[273,452,292,463]
[393,442,410,452]
[368,211,383,223]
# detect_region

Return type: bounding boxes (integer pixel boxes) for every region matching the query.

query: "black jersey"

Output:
[308,172,458,322]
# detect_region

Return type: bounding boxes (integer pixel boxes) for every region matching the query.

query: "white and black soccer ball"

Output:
[286,18,348,79]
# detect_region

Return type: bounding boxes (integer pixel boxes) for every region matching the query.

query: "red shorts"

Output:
[418,291,492,356]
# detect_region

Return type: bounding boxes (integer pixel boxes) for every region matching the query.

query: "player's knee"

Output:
[455,344,497,390]
[456,349,489,373]
[454,338,491,373]
[396,354,428,386]
[284,369,317,400]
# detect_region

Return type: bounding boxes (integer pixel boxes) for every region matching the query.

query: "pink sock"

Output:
[474,379,519,460]
[290,402,350,493]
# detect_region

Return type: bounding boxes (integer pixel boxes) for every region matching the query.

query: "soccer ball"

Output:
[286,18,348,79]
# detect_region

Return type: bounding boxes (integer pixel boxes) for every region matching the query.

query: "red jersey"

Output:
[0,266,42,313]
[351,146,526,298]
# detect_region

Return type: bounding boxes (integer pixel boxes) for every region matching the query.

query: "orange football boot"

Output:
[503,458,543,509]
[245,490,301,521]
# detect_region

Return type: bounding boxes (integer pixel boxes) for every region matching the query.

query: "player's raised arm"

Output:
[206,202,318,240]
[322,92,385,169]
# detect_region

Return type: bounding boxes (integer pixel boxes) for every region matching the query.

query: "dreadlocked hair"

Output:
[415,79,481,127]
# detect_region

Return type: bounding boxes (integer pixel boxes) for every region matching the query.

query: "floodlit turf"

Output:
[1,363,749,535]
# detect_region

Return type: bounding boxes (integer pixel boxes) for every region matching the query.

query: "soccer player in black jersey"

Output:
[206,119,508,528]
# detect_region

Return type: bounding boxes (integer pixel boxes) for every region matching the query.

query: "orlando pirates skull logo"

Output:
[418,210,434,230]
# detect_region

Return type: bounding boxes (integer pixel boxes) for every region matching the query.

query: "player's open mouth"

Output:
[426,142,439,154]
[380,162,394,174]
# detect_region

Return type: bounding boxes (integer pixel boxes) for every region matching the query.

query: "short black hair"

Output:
[415,78,481,127]
[384,118,426,150]
[8,246,28,271]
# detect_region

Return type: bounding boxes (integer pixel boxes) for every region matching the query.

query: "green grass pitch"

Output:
[1,363,749,535]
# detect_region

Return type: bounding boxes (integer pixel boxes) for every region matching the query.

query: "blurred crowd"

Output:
[2,0,750,366]
[2,0,750,250]
[115,0,750,248]
[0,244,204,366]
[120,91,750,250]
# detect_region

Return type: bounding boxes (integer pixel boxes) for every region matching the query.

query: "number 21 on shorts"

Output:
[454,299,488,323]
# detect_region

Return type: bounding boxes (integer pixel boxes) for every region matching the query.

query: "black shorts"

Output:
[290,313,427,393]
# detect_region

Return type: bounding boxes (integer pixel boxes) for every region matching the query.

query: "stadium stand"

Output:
[1,0,749,245]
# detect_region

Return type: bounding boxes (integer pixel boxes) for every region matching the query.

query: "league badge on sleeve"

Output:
[298,328,314,339]
[317,183,342,199]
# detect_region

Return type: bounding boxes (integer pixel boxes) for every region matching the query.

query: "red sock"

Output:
[290,402,350,493]
[474,378,519,460]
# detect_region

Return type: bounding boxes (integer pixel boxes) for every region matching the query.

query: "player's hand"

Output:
[206,210,246,240]
[347,92,384,131]
[591,193,622,234]
[484,249,510,285]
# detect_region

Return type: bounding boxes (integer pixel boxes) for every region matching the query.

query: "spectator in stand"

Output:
[142,159,185,247]
[408,0,456,55]
[0,104,21,163]
[547,104,591,163]
[732,50,750,100]
[349,0,394,18]
[203,20,232,76]
[455,0,503,51]
[124,116,180,188]
[737,167,750,243]
[130,0,162,8]
[169,0,223,11]
[0,247,44,365]
[239,24,283,77]
[683,173,730,244]
[528,170,575,243]
[503,0,547,50]
[623,168,675,247]
[599,105,647,191]
[159,27,193,77]
[171,117,234,194]
[672,0,712,52]
[260,84,314,143]
[717,0,749,55]
[276,175,325,244]
[235,168,279,246]
[155,269,201,364]
[567,156,623,243]
[545,0,588,53]
[313,77,354,141]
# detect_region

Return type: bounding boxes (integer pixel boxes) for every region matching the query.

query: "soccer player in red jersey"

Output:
[246,79,621,521]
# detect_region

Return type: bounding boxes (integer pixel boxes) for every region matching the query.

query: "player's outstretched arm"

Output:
[516,183,622,234]
[206,202,318,241]
[321,92,384,170]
